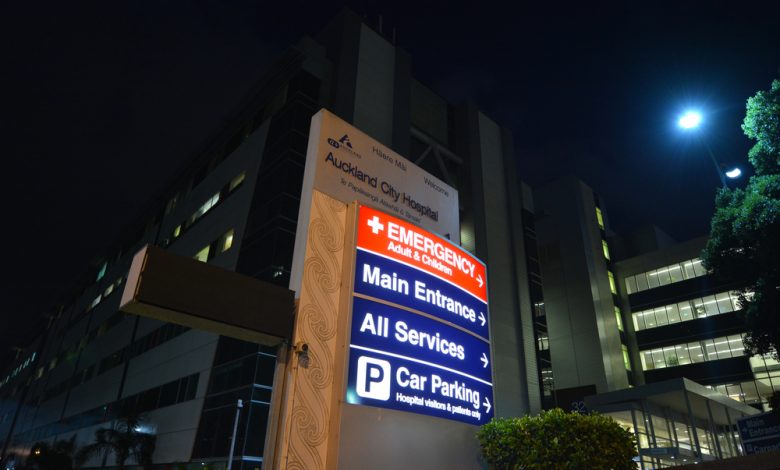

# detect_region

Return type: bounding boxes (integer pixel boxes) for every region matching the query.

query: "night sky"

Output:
[2,1,779,364]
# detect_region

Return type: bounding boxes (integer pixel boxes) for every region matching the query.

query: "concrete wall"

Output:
[534,177,627,393]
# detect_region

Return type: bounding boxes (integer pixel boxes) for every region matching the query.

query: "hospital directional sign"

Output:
[350,297,492,382]
[354,249,489,340]
[346,205,493,426]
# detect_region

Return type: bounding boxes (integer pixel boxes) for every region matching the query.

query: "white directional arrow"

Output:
[478,312,486,327]
[476,274,484,288]
[481,352,489,368]
[483,396,492,414]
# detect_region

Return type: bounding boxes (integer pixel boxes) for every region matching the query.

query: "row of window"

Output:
[708,371,780,408]
[125,373,199,414]
[14,374,198,446]
[42,323,192,403]
[98,323,190,375]
[640,334,745,371]
[165,172,245,247]
[0,352,37,390]
[39,310,129,392]
[625,257,708,294]
[87,275,125,312]
[67,275,126,330]
[632,291,742,331]
[194,229,235,263]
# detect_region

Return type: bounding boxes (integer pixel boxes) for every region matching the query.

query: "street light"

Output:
[227,399,243,470]
[678,111,702,129]
[676,110,740,187]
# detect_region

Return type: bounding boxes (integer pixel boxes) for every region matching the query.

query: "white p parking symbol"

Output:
[356,356,391,400]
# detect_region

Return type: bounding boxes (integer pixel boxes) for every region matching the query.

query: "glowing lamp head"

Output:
[725,167,742,179]
[678,111,702,129]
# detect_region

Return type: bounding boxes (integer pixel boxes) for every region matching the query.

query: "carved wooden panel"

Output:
[286,190,347,470]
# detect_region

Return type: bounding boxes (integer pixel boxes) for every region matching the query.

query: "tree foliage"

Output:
[702,78,780,358]
[26,436,76,470]
[74,408,156,470]
[476,409,637,470]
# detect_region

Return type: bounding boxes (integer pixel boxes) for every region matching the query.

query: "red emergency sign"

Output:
[356,205,487,303]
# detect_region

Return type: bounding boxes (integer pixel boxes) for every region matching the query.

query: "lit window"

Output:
[632,289,744,331]
[229,172,246,192]
[639,334,746,371]
[608,271,617,295]
[104,284,114,297]
[628,258,710,294]
[89,295,102,310]
[173,225,181,239]
[595,207,605,230]
[602,240,610,261]
[189,193,220,226]
[194,246,210,263]
[537,334,549,351]
[96,261,108,282]
[615,306,624,331]
[541,368,555,396]
[220,229,235,253]
[622,345,632,371]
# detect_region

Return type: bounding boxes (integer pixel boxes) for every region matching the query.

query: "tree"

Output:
[26,436,76,470]
[476,409,637,470]
[74,408,156,470]
[702,78,780,358]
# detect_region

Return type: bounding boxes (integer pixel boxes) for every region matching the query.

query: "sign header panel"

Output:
[357,205,487,303]
[313,110,459,242]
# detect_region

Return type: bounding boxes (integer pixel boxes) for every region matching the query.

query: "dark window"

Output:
[242,402,270,456]
[158,380,179,408]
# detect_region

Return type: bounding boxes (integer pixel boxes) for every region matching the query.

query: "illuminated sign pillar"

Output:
[269,110,490,469]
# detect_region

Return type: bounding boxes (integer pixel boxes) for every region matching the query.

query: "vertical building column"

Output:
[705,400,723,458]
[629,407,646,470]
[683,389,703,461]
[723,405,741,456]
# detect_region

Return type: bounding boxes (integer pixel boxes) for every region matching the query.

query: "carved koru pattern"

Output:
[287,192,346,470]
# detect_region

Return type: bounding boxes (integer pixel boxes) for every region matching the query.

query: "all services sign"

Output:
[345,205,493,426]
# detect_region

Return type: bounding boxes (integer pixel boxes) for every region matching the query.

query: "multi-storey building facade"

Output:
[533,176,632,407]
[616,237,780,411]
[0,10,543,469]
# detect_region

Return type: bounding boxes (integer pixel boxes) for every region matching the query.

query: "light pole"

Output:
[227,399,243,470]
[677,110,741,187]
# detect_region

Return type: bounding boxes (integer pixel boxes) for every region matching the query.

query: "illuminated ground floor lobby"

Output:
[585,378,759,469]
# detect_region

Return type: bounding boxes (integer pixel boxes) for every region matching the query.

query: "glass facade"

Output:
[625,258,708,294]
[640,334,746,371]
[603,398,745,469]
[632,291,741,331]
[708,355,780,410]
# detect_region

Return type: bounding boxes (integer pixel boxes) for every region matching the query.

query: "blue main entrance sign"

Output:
[345,205,493,426]
[353,250,489,340]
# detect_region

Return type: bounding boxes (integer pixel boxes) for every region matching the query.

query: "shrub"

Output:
[477,408,637,470]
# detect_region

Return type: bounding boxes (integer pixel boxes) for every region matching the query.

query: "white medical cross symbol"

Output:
[367,216,384,234]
